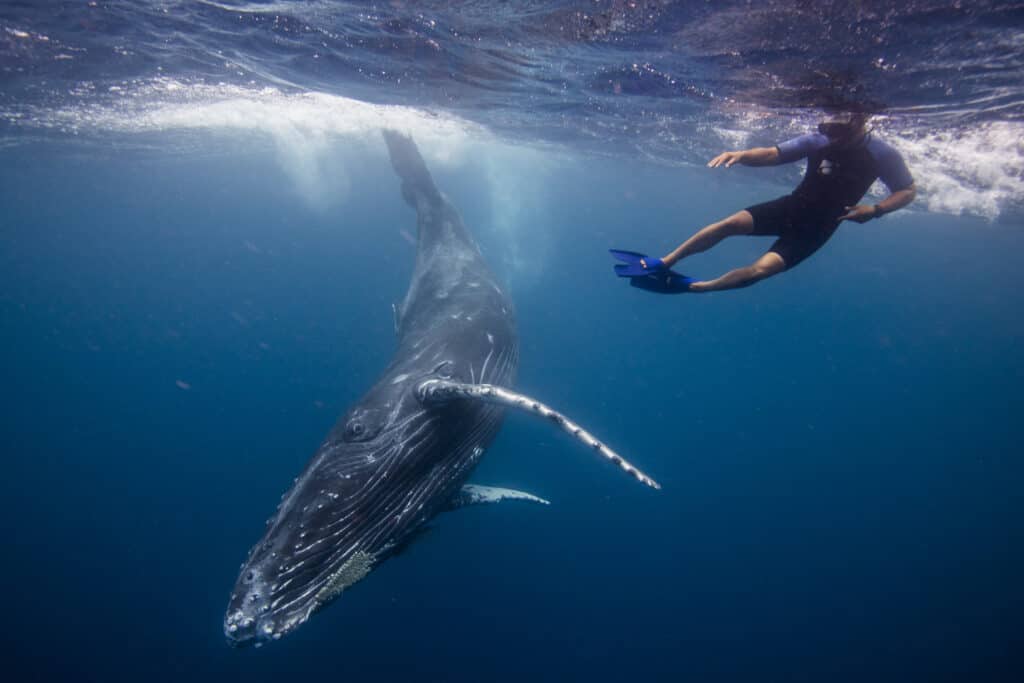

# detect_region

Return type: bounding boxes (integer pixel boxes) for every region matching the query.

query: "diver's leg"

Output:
[688,251,785,292]
[661,210,754,267]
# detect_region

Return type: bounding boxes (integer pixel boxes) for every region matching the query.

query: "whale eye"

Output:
[342,409,385,443]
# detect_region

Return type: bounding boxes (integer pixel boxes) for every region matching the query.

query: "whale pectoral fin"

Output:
[446,484,550,511]
[392,302,402,335]
[417,380,662,490]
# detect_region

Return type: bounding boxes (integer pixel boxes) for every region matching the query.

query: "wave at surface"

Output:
[2,1,1023,219]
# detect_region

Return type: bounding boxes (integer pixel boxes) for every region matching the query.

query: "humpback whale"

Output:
[224,132,658,646]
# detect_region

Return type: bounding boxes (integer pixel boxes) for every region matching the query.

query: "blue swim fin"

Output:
[609,249,665,277]
[629,270,696,294]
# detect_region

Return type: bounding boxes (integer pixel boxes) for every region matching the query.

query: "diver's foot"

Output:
[639,257,665,271]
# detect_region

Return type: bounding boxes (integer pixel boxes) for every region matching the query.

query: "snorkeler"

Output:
[611,112,916,293]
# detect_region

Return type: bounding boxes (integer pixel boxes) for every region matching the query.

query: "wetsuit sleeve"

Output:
[775,133,829,164]
[868,138,914,192]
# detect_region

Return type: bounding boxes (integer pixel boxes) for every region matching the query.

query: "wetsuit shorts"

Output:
[744,195,843,269]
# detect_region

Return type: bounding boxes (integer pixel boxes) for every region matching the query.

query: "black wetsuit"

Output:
[745,132,914,268]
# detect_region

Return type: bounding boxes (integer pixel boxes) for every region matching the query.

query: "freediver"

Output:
[611,112,916,293]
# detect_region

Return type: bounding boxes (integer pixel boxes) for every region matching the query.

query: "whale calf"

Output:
[224,132,658,646]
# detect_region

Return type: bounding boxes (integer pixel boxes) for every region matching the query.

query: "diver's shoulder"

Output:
[865,133,902,158]
[796,132,830,147]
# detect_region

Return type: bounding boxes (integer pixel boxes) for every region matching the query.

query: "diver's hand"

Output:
[838,204,878,224]
[707,151,744,168]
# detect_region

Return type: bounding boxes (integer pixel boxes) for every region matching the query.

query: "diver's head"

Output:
[818,112,869,146]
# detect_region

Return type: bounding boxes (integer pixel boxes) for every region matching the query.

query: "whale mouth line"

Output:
[223,408,443,644]
[224,548,379,646]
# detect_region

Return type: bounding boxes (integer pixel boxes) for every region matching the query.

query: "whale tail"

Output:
[382,129,442,207]
[381,130,477,251]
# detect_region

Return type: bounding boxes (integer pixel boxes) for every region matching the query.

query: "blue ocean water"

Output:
[2,2,1023,682]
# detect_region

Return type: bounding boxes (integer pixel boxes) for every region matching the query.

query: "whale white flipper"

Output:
[416,380,661,490]
[447,484,550,510]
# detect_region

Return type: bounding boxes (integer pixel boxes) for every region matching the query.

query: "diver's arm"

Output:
[879,184,917,213]
[839,183,917,223]
[710,132,831,168]
[707,146,780,168]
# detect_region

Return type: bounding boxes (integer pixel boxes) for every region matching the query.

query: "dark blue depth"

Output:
[1,139,1022,682]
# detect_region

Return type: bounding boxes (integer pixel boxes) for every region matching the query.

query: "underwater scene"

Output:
[1,2,1022,681]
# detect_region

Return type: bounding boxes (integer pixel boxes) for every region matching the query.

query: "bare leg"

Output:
[661,210,754,267]
[689,251,786,293]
